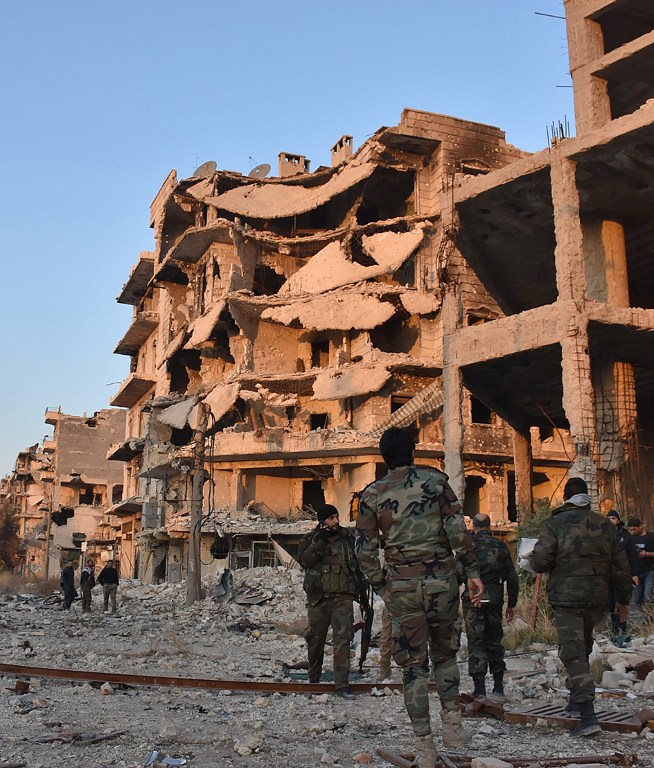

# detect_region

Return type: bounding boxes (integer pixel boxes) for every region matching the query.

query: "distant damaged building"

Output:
[109,111,572,583]
[4,408,126,578]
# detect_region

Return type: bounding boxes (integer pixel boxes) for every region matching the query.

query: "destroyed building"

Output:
[2,407,126,577]
[108,0,654,584]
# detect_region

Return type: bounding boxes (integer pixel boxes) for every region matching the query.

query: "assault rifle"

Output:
[356,584,375,673]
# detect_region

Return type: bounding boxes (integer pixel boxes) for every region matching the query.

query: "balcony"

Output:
[116,252,155,306]
[44,407,61,426]
[41,439,56,454]
[106,496,144,517]
[110,373,156,409]
[114,311,159,356]
[107,437,145,462]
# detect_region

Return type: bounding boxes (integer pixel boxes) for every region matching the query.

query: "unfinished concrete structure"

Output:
[448,0,654,520]
[2,408,126,577]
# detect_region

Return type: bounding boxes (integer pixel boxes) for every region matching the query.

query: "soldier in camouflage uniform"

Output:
[356,428,483,768]
[532,477,631,738]
[298,503,365,699]
[462,513,519,700]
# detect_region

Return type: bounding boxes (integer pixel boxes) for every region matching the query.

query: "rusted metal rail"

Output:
[376,748,638,768]
[0,662,407,694]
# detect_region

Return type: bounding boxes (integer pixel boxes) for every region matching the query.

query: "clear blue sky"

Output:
[0,0,572,475]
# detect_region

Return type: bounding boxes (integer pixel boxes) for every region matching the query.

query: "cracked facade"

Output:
[108,120,569,580]
[2,408,126,577]
[98,0,653,583]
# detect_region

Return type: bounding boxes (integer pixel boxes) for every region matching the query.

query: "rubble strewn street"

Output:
[2,568,654,767]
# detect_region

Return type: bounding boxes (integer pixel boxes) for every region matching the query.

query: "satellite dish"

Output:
[248,163,271,179]
[192,160,217,178]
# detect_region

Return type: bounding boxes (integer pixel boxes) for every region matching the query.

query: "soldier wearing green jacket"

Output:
[462,513,519,701]
[356,428,483,768]
[298,503,364,699]
[532,477,631,738]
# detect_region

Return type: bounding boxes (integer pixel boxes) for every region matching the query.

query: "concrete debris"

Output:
[261,292,395,331]
[2,569,654,764]
[312,365,391,401]
[207,161,376,218]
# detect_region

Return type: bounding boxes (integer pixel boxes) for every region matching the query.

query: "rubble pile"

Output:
[2,568,654,767]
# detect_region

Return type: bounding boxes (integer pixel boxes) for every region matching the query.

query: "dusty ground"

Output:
[2,568,654,767]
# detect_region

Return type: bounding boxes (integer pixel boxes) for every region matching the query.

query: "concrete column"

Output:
[561,319,598,506]
[231,469,245,510]
[512,429,533,522]
[584,219,630,305]
[442,286,465,503]
[551,151,586,303]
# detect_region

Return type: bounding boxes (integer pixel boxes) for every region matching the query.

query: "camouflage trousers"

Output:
[553,605,605,704]
[387,574,461,737]
[306,594,354,690]
[462,600,505,678]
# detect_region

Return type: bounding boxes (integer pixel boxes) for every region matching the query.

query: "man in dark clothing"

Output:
[97,560,120,613]
[59,561,77,610]
[607,511,637,641]
[298,504,365,699]
[463,513,519,701]
[532,478,631,738]
[627,517,654,606]
[80,559,96,613]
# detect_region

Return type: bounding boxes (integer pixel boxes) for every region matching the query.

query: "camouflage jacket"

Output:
[531,502,632,608]
[468,530,519,608]
[355,464,479,596]
[297,526,364,606]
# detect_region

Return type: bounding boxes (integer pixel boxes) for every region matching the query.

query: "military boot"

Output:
[440,707,471,748]
[379,661,391,680]
[570,701,601,737]
[472,674,486,698]
[413,734,437,768]
[490,672,506,702]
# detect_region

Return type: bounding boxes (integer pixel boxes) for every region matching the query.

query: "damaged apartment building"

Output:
[109,0,654,583]
[2,408,126,578]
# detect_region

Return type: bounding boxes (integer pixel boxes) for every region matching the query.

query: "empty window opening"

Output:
[392,253,415,287]
[207,327,236,363]
[253,264,286,296]
[539,426,554,442]
[302,480,325,513]
[112,485,123,504]
[78,484,95,505]
[370,315,418,354]
[171,425,193,447]
[168,350,202,394]
[311,340,330,368]
[210,535,229,559]
[51,507,74,526]
[463,475,487,518]
[471,397,496,425]
[310,413,328,430]
[356,170,415,224]
[253,541,277,568]
[286,406,297,421]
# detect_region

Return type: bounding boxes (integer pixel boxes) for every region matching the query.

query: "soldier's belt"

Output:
[388,560,450,578]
